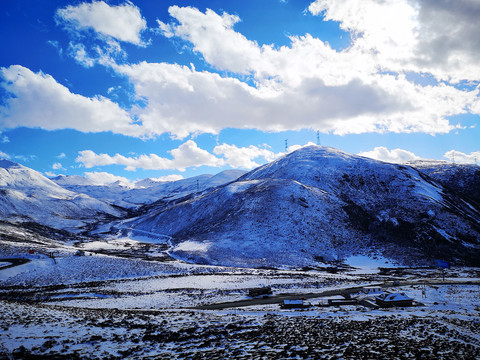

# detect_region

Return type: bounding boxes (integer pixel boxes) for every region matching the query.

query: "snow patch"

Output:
[344,254,395,274]
[173,241,210,253]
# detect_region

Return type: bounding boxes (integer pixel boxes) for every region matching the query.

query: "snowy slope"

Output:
[0,159,125,232]
[408,160,480,205]
[52,174,96,187]
[53,169,246,208]
[127,146,480,268]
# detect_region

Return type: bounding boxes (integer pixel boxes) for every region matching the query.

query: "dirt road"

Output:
[192,279,480,310]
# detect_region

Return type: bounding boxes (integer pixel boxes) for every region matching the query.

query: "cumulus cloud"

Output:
[443,150,480,165]
[52,162,64,170]
[358,146,421,163]
[0,65,143,136]
[75,141,292,172]
[136,6,477,138]
[157,6,261,74]
[56,1,147,45]
[76,140,224,171]
[213,144,278,169]
[4,3,479,140]
[116,59,471,138]
[308,0,480,82]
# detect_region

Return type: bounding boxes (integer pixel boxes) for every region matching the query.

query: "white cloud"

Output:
[68,42,95,67]
[114,56,473,138]
[52,162,64,170]
[47,40,63,58]
[0,65,143,137]
[148,174,185,182]
[57,153,66,159]
[84,171,132,186]
[308,0,480,83]
[14,155,36,162]
[286,142,317,153]
[443,150,480,165]
[213,144,278,169]
[4,4,479,140]
[157,6,261,74]
[44,171,57,177]
[139,6,478,138]
[0,151,10,159]
[57,1,147,45]
[67,38,127,68]
[76,140,224,171]
[358,146,421,163]
[1,135,9,143]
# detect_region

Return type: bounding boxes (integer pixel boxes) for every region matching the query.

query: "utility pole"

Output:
[285,139,288,152]
[316,131,320,146]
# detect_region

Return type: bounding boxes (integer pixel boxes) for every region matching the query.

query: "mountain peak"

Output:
[0,159,22,169]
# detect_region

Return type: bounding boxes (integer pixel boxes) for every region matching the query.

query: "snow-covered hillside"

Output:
[408,160,480,205]
[0,159,125,232]
[53,169,246,208]
[127,146,480,268]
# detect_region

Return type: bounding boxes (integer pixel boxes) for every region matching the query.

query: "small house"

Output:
[375,293,413,308]
[362,286,383,295]
[248,287,272,297]
[281,299,312,309]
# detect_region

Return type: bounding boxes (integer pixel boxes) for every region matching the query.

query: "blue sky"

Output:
[1,0,479,184]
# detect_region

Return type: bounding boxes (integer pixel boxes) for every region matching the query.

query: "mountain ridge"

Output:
[127,146,480,267]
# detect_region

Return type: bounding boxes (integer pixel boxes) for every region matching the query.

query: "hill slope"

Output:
[127,146,480,268]
[408,160,480,206]
[0,159,125,232]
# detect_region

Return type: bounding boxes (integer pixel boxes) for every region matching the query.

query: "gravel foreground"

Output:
[1,301,479,359]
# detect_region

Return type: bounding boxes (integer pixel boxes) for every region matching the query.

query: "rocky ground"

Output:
[1,300,480,359]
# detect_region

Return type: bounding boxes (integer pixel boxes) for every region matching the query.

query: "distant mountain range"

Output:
[52,169,246,209]
[1,147,479,267]
[0,159,124,232]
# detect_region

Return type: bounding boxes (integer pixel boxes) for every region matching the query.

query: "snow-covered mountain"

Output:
[53,169,246,208]
[407,160,480,205]
[127,146,480,268]
[0,159,125,232]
